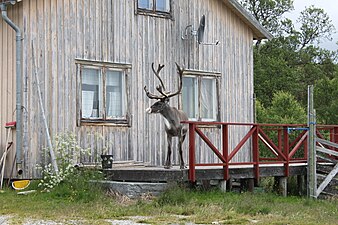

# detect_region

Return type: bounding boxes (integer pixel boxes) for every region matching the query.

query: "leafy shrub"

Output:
[38,133,104,201]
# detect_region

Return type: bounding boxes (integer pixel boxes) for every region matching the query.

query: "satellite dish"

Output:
[181,15,219,46]
[197,15,205,44]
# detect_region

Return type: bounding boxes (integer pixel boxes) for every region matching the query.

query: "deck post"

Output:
[252,125,259,182]
[188,123,196,183]
[307,85,317,198]
[248,178,255,192]
[279,177,287,197]
[297,175,306,196]
[222,124,229,180]
[278,130,282,160]
[283,128,290,177]
[274,176,287,196]
[240,178,255,192]
[219,180,227,192]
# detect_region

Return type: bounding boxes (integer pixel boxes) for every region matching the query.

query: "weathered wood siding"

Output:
[0,0,255,178]
[0,4,21,176]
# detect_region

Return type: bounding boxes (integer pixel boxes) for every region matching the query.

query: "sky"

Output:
[285,0,338,51]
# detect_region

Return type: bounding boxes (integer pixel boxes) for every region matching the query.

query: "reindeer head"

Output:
[144,62,184,114]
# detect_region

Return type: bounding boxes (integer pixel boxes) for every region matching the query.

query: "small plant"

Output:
[38,133,89,191]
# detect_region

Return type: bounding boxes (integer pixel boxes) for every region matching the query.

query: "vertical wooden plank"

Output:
[69,0,77,131]
[35,0,45,178]
[95,0,100,60]
[63,0,69,131]
[108,0,113,61]
[50,0,58,134]
[83,0,89,59]
[76,0,83,58]
[307,85,317,198]
[21,0,29,176]
[101,0,108,61]
[57,0,64,132]
[28,0,38,178]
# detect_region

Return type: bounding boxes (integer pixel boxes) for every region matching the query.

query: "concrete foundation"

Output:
[99,180,169,198]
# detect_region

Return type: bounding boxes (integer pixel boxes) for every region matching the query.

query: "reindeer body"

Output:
[144,63,188,169]
[161,106,188,136]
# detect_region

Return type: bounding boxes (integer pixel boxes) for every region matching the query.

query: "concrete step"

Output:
[98,180,169,198]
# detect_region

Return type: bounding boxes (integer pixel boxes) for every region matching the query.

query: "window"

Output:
[137,0,171,17]
[182,73,220,121]
[77,61,130,125]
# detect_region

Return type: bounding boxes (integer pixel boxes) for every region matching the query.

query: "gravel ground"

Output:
[0,216,152,225]
[1,214,209,225]
[0,215,201,225]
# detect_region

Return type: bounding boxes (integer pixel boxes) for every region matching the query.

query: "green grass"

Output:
[1,183,337,224]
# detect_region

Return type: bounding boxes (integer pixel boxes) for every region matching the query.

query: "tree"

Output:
[314,77,338,124]
[256,91,306,124]
[253,37,300,107]
[239,0,294,35]
[241,1,338,124]
[296,6,335,50]
[256,92,307,159]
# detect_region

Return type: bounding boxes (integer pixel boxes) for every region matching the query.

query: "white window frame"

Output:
[76,59,131,126]
[136,0,172,18]
[181,70,220,122]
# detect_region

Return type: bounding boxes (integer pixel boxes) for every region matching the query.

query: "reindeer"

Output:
[144,62,188,169]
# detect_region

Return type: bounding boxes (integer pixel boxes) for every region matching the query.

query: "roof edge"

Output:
[223,0,273,40]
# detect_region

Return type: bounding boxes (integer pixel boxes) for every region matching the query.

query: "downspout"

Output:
[0,2,23,173]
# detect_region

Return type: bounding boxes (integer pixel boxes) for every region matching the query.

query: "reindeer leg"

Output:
[179,133,186,169]
[164,135,172,169]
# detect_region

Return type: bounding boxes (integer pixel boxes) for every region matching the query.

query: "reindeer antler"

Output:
[144,63,167,100]
[152,63,166,92]
[144,62,185,100]
[165,62,184,98]
[144,85,164,99]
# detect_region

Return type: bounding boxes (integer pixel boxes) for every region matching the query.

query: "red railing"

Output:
[183,121,338,182]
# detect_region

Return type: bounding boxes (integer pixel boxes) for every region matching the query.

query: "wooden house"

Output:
[0,0,271,178]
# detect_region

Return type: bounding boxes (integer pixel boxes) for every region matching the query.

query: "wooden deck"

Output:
[103,162,307,183]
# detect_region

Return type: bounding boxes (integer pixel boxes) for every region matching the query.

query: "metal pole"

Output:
[32,42,59,175]
[307,85,316,198]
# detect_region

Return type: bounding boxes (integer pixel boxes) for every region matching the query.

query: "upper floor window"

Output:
[76,60,131,126]
[182,71,220,121]
[137,0,172,18]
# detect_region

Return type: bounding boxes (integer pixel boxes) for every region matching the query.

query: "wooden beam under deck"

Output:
[103,164,307,183]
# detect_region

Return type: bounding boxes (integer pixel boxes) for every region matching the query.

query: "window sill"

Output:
[80,119,131,127]
[136,9,172,19]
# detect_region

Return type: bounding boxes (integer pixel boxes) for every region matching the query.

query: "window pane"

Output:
[156,0,170,12]
[138,0,153,10]
[182,77,197,119]
[106,71,124,118]
[82,68,102,119]
[201,78,216,120]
